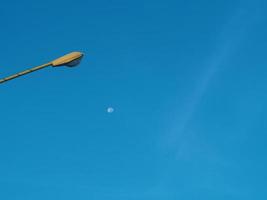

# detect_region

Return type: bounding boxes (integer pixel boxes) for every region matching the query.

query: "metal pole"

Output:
[0,63,51,84]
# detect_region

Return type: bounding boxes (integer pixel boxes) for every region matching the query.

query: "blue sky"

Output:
[1,0,267,199]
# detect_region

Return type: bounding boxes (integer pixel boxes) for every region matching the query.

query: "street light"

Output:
[0,52,84,84]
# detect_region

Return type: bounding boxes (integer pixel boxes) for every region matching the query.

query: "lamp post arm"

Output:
[0,62,52,84]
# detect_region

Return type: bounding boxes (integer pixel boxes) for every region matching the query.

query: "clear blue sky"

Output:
[1,0,267,199]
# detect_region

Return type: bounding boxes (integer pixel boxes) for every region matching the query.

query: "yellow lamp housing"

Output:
[51,52,84,67]
[0,51,84,84]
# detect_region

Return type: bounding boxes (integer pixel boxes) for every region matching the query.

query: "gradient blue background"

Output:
[1,0,267,199]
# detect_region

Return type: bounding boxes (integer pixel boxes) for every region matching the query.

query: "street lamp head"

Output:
[51,52,84,67]
[0,51,85,84]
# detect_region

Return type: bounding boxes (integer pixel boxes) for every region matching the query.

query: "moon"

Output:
[107,107,114,113]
